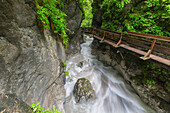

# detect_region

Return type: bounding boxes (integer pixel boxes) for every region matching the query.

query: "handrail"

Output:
[83,27,170,42]
[82,27,170,67]
[127,32,170,42]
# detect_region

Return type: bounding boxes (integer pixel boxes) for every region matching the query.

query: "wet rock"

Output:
[63,0,83,56]
[91,38,169,113]
[73,78,95,103]
[77,61,84,68]
[63,95,72,104]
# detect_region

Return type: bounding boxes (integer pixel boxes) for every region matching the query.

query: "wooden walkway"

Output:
[82,27,170,69]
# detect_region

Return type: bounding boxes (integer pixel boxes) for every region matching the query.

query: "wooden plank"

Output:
[123,36,170,55]
[122,38,151,49]
[150,54,170,66]
[154,45,170,55]
[94,36,117,47]
[120,44,170,66]
[86,28,170,67]
[124,35,153,44]
[127,32,170,42]
[120,44,147,56]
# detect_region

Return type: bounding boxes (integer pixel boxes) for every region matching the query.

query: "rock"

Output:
[120,60,126,69]
[91,49,96,55]
[73,78,95,103]
[63,95,72,104]
[0,93,32,113]
[77,61,84,68]
[63,0,83,57]
[91,38,169,113]
[0,0,82,111]
[111,60,117,67]
[92,0,103,27]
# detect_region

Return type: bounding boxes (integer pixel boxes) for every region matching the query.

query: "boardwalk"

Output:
[83,27,170,69]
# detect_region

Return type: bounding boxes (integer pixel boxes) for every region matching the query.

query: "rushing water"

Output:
[63,35,155,113]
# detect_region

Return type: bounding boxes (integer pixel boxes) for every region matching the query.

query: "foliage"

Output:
[126,0,170,36]
[65,67,70,76]
[100,0,131,31]
[81,0,93,27]
[136,62,170,92]
[100,0,170,36]
[31,103,61,113]
[101,0,130,11]
[35,0,69,48]
[62,60,70,76]
[146,80,156,85]
[62,60,66,67]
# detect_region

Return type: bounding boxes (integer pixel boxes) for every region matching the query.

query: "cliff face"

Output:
[0,0,82,112]
[92,0,103,28]
[63,0,83,57]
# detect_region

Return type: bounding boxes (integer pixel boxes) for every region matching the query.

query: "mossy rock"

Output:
[73,78,95,103]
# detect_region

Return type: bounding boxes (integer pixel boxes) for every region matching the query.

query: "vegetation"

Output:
[99,0,170,36]
[31,103,61,113]
[96,0,170,89]
[81,0,93,27]
[132,61,170,92]
[35,0,94,47]
[35,0,69,48]
[144,63,170,90]
[62,60,70,76]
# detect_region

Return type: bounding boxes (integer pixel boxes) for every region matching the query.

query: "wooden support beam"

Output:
[113,33,123,48]
[82,27,170,67]
[120,44,170,66]
[100,31,105,43]
[140,39,156,60]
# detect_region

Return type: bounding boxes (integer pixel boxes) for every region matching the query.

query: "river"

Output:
[63,35,155,113]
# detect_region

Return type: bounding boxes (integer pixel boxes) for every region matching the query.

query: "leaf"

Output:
[31,103,36,108]
[33,108,37,112]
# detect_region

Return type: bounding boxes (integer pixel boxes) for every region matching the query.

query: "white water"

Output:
[63,35,155,113]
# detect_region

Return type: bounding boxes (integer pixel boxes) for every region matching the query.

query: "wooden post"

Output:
[140,39,156,60]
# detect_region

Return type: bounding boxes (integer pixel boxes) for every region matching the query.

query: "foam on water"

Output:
[63,35,155,113]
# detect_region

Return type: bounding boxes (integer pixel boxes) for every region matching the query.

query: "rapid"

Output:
[63,35,155,113]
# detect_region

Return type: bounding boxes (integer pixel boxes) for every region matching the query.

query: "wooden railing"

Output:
[82,27,170,68]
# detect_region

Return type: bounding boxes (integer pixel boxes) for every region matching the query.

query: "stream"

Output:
[63,35,155,113]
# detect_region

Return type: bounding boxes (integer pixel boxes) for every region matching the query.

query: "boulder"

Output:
[73,78,95,103]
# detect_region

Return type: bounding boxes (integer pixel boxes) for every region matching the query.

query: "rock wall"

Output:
[63,0,84,57]
[91,39,169,113]
[0,0,82,112]
[0,94,32,113]
[92,0,103,27]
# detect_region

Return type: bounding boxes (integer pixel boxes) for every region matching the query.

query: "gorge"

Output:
[0,0,169,113]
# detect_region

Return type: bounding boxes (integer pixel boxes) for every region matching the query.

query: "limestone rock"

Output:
[0,0,82,112]
[0,0,66,111]
[0,94,32,113]
[73,78,95,103]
